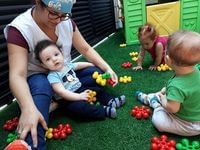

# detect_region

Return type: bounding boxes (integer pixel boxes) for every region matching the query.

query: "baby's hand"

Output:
[79,92,89,101]
[160,87,166,94]
[132,65,143,71]
[158,93,167,107]
[148,65,157,71]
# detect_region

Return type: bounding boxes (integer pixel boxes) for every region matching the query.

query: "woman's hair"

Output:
[40,0,47,7]
[35,39,62,63]
[167,30,200,66]
[34,0,46,8]
[138,23,157,41]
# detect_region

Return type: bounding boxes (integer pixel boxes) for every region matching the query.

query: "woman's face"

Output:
[36,1,70,29]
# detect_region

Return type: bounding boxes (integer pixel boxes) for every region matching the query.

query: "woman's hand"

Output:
[132,65,143,71]
[106,68,118,86]
[17,107,48,148]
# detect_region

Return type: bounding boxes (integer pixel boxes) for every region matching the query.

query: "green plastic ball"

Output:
[192,141,200,149]
[181,138,189,146]
[176,143,183,150]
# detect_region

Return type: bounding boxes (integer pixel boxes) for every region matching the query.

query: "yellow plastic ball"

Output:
[157,66,161,71]
[123,78,127,83]
[96,78,101,84]
[127,77,132,82]
[100,80,106,86]
[47,128,53,133]
[46,133,53,139]
[161,66,166,71]
[92,71,99,79]
[119,77,123,82]
[132,57,138,61]
[92,91,96,96]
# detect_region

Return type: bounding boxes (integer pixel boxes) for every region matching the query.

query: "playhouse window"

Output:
[147,0,178,5]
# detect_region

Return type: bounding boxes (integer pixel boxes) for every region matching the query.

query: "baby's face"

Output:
[40,45,64,71]
[140,38,155,50]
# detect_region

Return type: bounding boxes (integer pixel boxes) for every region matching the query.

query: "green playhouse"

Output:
[123,0,200,45]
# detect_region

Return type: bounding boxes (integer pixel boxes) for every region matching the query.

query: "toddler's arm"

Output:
[149,42,163,70]
[52,82,89,101]
[158,93,180,113]
[160,87,166,94]
[133,48,145,71]
[74,62,94,71]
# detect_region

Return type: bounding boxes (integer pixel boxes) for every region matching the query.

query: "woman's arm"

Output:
[72,27,118,85]
[7,43,47,147]
[73,62,94,71]
[51,83,89,101]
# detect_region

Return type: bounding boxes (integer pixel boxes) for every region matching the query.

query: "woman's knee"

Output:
[28,74,53,98]
[76,66,103,77]
[89,66,103,74]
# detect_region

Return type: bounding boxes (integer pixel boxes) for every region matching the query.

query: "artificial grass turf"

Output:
[0,31,200,150]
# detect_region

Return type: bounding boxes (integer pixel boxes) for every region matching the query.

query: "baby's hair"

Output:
[138,23,157,41]
[35,39,62,63]
[167,30,200,66]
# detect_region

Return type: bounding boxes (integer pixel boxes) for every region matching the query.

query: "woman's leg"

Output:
[26,74,53,150]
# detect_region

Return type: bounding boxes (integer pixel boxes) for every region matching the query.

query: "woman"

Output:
[4,0,118,149]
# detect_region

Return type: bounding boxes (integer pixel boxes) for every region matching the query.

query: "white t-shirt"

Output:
[4,7,74,76]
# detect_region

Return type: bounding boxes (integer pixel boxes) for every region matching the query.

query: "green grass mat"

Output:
[0,31,199,150]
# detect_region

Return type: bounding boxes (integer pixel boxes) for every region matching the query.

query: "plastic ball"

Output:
[46,132,53,139]
[132,57,138,61]
[176,143,183,150]
[96,78,101,84]
[127,77,132,82]
[192,141,200,148]
[100,79,106,86]
[92,71,99,79]
[47,128,53,133]
[151,143,158,150]
[157,66,161,71]
[4,140,30,150]
[181,138,189,146]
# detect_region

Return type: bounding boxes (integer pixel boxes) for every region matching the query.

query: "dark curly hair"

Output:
[35,39,62,63]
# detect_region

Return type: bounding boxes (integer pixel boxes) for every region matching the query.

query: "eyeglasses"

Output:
[46,8,71,21]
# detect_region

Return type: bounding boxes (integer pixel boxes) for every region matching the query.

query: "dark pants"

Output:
[58,66,114,119]
[26,66,113,150]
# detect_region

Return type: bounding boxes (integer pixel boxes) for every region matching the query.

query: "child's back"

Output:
[166,68,200,122]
